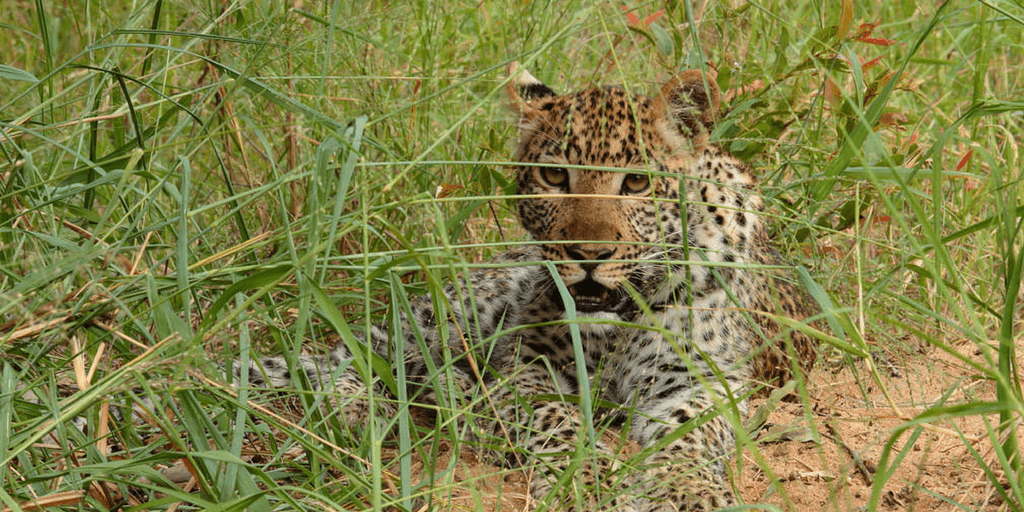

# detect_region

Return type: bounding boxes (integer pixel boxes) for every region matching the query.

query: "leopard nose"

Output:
[565,244,615,273]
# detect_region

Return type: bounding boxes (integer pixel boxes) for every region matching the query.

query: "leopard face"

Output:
[506,64,721,313]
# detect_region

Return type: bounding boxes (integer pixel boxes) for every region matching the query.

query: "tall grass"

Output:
[1,0,1022,510]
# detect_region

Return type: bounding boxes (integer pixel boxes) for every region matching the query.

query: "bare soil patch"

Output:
[742,340,1015,512]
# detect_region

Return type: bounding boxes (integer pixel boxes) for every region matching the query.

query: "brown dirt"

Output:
[741,339,1017,512]
[397,338,1019,512]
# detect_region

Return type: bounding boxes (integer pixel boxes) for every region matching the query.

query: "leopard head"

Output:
[506,62,721,313]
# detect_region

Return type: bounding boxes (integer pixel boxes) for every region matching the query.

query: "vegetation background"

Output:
[1,0,1022,510]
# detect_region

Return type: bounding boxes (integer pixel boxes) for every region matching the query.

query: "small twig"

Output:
[5,315,72,342]
[129,230,153,275]
[825,422,875,485]
[487,201,506,242]
[0,490,87,512]
[92,320,150,352]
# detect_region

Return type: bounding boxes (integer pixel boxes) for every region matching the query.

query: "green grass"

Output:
[1,0,1023,510]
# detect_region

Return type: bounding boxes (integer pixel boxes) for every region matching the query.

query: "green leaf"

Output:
[203,495,268,512]
[841,166,974,182]
[0,64,39,83]
[901,0,917,17]
[650,22,675,56]
[806,26,839,54]
[199,265,293,334]
[772,27,790,77]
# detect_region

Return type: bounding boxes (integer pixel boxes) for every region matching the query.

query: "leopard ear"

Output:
[655,70,721,140]
[506,61,556,114]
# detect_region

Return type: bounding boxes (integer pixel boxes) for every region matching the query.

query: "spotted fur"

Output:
[242,63,816,511]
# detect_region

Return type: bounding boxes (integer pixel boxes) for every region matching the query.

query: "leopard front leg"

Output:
[237,326,398,427]
[485,361,637,512]
[630,404,738,512]
[613,337,747,510]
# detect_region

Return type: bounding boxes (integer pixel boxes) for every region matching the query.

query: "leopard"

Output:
[241,62,817,511]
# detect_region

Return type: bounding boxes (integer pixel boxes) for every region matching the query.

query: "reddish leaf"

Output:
[856,36,897,46]
[620,5,641,26]
[878,112,908,129]
[956,149,973,171]
[643,9,665,27]
[854,22,879,38]
[861,55,883,72]
[823,77,843,109]
[875,215,892,223]
[906,133,918,146]
[853,22,896,45]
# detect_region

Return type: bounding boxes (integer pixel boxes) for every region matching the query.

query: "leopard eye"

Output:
[622,173,650,194]
[539,167,568,188]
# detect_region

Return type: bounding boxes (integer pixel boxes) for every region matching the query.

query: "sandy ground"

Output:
[741,339,1016,512]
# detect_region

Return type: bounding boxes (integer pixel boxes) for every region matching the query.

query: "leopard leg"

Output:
[236,327,395,427]
[616,377,741,512]
[484,362,637,511]
[631,414,737,512]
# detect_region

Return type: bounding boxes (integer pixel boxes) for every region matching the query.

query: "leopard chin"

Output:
[575,311,623,336]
